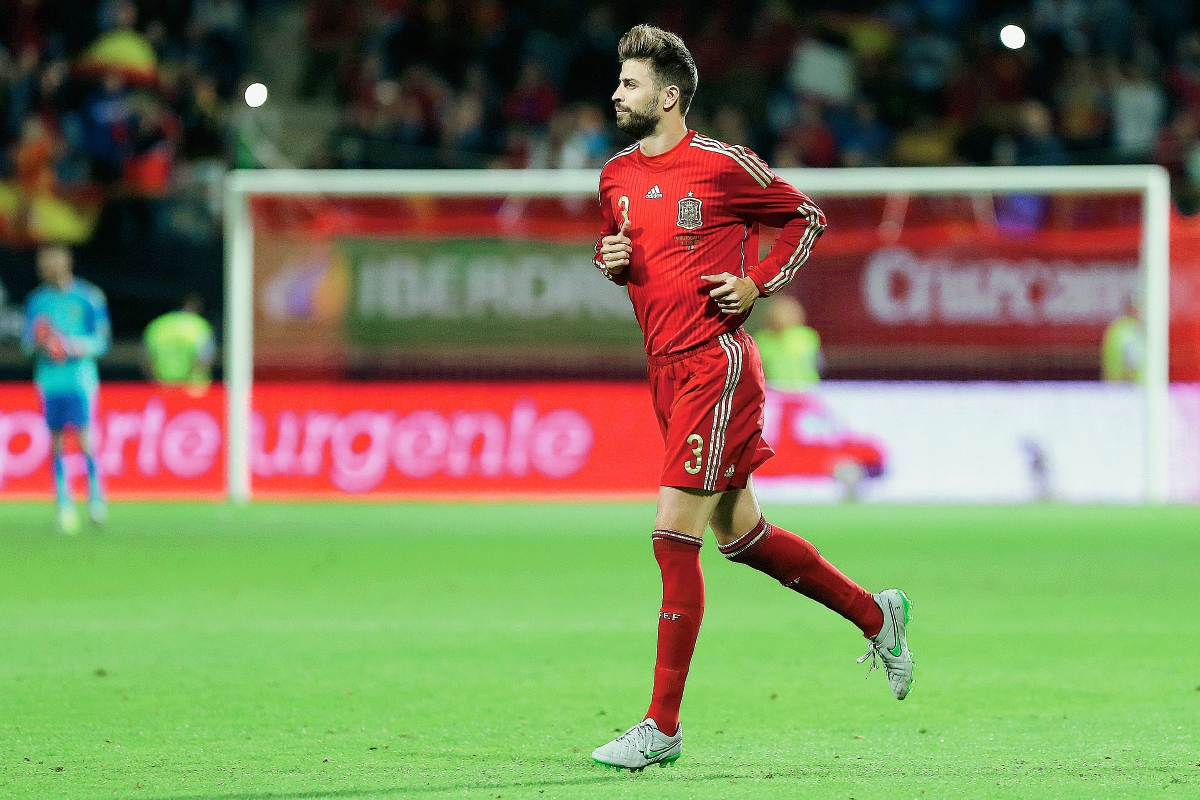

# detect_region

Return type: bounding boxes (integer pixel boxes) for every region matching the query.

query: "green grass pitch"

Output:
[1,502,1198,799]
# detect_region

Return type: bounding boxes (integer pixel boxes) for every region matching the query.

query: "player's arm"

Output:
[738,163,826,298]
[69,286,112,358]
[142,317,161,378]
[20,294,40,357]
[704,151,827,314]
[197,320,216,367]
[593,176,631,286]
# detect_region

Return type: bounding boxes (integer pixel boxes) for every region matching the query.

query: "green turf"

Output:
[1,502,1198,799]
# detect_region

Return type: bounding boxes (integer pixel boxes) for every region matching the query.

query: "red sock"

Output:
[644,531,704,737]
[718,516,883,638]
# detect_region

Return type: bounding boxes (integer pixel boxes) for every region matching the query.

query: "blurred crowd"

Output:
[0,0,235,244]
[312,0,1200,210]
[6,0,1200,247]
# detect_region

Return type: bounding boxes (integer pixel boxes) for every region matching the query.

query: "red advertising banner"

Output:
[250,382,661,498]
[787,208,1200,379]
[248,194,1200,379]
[0,382,664,499]
[0,384,226,499]
[3,381,1198,502]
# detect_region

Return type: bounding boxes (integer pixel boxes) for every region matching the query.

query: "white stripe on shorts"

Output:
[705,333,743,491]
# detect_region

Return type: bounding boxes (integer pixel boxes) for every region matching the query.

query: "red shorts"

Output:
[648,328,774,492]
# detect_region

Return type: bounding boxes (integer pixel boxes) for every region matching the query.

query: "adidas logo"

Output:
[645,185,663,199]
[724,465,735,478]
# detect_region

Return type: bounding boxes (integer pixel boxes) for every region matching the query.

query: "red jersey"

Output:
[594,130,826,358]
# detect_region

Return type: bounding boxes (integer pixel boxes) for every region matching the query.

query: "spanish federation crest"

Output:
[677,192,703,230]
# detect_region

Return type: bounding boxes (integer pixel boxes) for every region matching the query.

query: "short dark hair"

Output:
[617,24,698,116]
[182,293,206,315]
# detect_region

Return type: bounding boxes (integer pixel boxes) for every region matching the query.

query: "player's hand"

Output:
[702,273,760,315]
[61,337,83,359]
[33,317,69,362]
[598,220,632,275]
[32,317,53,347]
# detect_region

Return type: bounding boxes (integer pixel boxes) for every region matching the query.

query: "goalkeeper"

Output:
[21,246,110,533]
[143,294,215,394]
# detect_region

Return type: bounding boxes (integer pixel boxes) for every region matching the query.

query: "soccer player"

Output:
[1101,300,1145,383]
[753,296,824,389]
[21,246,111,533]
[589,26,914,771]
[144,294,216,395]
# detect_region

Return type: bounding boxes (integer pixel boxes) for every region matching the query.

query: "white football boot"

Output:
[56,504,80,535]
[88,495,107,526]
[591,718,682,771]
[857,588,914,700]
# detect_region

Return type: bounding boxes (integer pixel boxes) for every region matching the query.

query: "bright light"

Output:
[244,82,268,108]
[1000,24,1026,50]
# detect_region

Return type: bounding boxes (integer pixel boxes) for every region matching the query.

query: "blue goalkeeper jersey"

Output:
[21,279,111,397]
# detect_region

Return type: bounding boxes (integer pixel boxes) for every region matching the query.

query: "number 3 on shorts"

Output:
[684,433,704,475]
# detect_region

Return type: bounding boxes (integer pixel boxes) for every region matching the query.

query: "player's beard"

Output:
[616,99,662,141]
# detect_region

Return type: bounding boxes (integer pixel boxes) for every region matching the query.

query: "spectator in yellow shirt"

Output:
[144,295,215,394]
[1101,302,1145,383]
[753,296,823,389]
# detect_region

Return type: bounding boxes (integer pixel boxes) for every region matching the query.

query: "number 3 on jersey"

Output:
[618,195,630,226]
[683,433,704,475]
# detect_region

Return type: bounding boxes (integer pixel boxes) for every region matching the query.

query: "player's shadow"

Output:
[143,771,743,800]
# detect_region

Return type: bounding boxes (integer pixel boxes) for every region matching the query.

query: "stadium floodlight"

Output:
[224,164,1171,504]
[244,83,268,108]
[1000,25,1026,50]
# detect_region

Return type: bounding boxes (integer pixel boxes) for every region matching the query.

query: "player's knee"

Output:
[709,505,763,548]
[706,504,738,545]
[716,515,771,560]
[707,501,742,545]
[708,519,737,547]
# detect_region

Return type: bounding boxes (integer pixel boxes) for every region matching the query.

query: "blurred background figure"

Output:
[1102,300,1146,382]
[753,296,823,389]
[1021,438,1054,502]
[143,293,215,394]
[557,103,611,168]
[21,245,110,533]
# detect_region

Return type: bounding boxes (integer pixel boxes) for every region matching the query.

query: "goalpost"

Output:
[224,164,1172,504]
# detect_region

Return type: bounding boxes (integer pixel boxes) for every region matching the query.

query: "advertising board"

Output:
[1,382,1197,503]
[0,383,661,499]
[0,384,225,498]
[246,195,1200,379]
